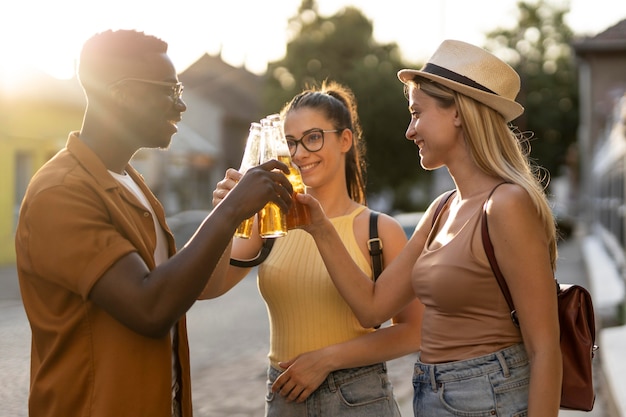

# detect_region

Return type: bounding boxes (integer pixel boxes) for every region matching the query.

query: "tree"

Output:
[262,0,431,212]
[484,0,579,185]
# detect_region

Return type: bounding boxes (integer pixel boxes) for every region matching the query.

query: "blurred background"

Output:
[1,0,626,415]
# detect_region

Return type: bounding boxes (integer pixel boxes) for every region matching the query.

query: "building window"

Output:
[14,152,33,229]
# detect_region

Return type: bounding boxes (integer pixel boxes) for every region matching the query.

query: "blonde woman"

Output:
[297,40,562,416]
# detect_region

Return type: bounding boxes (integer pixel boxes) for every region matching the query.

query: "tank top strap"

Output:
[347,205,367,219]
[330,204,366,227]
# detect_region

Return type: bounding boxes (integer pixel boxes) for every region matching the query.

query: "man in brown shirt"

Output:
[15,29,292,417]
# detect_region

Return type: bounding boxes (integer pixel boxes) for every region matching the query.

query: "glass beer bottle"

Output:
[267,114,311,229]
[234,122,262,239]
[258,118,288,238]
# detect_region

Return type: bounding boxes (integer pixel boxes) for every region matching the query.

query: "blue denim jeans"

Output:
[412,343,530,417]
[265,363,402,417]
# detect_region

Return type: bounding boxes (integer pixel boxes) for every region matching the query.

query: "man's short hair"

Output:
[77,29,168,94]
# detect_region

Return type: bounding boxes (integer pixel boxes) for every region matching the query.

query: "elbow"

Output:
[361,320,382,329]
[197,285,226,300]
[122,311,178,339]
[358,313,386,329]
[198,278,236,299]
[352,302,392,328]
[128,321,174,339]
[141,323,175,339]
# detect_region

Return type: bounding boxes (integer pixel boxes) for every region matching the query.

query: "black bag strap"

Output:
[229,238,275,268]
[368,211,384,329]
[368,211,383,281]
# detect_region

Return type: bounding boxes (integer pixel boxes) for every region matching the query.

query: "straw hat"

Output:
[398,40,524,122]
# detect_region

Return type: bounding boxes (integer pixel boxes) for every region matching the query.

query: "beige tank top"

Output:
[413,190,522,363]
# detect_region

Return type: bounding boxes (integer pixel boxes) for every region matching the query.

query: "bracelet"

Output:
[229,238,275,267]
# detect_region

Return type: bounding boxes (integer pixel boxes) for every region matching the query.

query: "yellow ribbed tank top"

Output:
[258,205,373,368]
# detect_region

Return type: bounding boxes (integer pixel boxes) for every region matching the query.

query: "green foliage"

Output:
[262,0,431,211]
[484,0,579,183]
[262,0,578,210]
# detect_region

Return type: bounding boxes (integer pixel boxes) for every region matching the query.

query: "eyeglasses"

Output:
[286,128,340,156]
[109,78,184,102]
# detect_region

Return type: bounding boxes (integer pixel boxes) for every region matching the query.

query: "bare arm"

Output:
[89,161,292,338]
[296,192,441,327]
[487,184,561,417]
[197,228,267,299]
[198,169,268,299]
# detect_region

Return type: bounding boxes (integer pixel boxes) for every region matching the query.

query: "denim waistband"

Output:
[415,343,528,389]
[270,362,387,393]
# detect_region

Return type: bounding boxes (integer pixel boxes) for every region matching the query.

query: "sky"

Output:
[1,0,625,85]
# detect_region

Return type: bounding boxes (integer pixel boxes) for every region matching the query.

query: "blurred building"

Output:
[573,18,626,323]
[0,54,263,265]
[0,72,84,265]
[135,54,264,213]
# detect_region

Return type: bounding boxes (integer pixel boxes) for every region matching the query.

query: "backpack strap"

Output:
[368,211,383,281]
[367,211,385,329]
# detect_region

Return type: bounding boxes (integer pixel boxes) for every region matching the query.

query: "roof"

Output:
[573,18,626,54]
[179,53,264,120]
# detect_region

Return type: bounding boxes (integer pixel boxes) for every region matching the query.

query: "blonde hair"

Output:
[408,78,558,270]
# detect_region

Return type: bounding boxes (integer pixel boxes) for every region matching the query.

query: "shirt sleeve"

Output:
[19,183,136,300]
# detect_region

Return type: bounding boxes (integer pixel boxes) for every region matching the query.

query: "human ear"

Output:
[109,84,130,107]
[453,108,462,127]
[339,129,353,152]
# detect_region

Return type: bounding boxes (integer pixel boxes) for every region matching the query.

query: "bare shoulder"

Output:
[361,209,407,242]
[486,183,543,235]
[373,209,404,229]
[485,183,534,217]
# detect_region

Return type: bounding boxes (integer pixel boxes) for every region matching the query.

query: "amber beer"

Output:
[235,216,255,239]
[259,202,287,238]
[280,155,311,229]
[234,122,263,239]
[258,119,288,238]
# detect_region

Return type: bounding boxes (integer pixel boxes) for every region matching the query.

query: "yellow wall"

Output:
[0,100,83,265]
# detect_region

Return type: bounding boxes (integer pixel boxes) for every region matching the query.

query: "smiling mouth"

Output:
[298,162,319,172]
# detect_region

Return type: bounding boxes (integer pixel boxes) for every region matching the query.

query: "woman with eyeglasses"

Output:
[204,80,423,416]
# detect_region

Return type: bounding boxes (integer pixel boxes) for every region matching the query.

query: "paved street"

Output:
[0,270,414,417]
[0,236,615,416]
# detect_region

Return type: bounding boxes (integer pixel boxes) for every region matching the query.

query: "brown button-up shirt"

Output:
[15,132,192,417]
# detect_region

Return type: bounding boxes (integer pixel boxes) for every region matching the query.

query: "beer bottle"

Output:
[267,114,311,229]
[234,122,262,239]
[258,118,288,238]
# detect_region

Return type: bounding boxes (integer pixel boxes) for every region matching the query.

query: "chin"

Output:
[154,134,174,150]
[419,159,440,171]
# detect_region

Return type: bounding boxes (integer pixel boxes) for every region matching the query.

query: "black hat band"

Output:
[421,63,497,96]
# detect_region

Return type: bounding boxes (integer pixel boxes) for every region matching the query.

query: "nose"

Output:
[174,97,187,112]
[292,142,310,160]
[405,118,416,141]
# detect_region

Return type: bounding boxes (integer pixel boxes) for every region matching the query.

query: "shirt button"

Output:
[143,212,150,217]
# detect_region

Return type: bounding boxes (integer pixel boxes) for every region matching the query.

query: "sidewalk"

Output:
[1,230,624,416]
[0,263,19,300]
[580,231,626,417]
